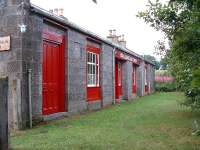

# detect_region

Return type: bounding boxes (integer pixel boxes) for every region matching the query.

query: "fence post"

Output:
[0,77,8,150]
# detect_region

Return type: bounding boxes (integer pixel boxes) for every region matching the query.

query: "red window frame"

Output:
[86,45,101,101]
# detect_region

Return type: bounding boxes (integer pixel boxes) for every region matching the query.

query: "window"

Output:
[87,51,99,87]
[118,63,121,86]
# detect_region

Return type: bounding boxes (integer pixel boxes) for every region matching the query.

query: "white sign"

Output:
[0,36,10,51]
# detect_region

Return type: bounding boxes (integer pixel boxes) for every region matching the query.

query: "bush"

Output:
[155,70,176,92]
[183,88,200,110]
[182,69,200,110]
[155,82,177,92]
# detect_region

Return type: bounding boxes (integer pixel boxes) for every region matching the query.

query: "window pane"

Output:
[91,64,93,75]
[87,64,89,74]
[91,64,93,74]
[93,54,95,63]
[92,65,95,74]
[90,53,92,62]
[87,52,90,62]
[90,75,92,85]
[91,75,94,85]
[96,65,99,86]
[93,74,96,85]
[88,52,90,62]
[88,64,90,74]
[90,75,93,85]
[87,74,90,85]
[89,64,92,74]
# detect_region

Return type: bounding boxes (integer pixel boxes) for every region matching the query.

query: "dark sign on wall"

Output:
[0,77,8,150]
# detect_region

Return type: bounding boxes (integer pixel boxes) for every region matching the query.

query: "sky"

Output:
[31,0,168,60]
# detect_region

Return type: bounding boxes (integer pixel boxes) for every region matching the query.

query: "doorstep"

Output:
[42,112,69,121]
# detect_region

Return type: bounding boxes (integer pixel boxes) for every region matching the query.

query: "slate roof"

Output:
[31,4,155,66]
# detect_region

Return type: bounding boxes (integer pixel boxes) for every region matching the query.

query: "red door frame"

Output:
[132,65,137,94]
[42,31,66,115]
[144,66,149,93]
[115,59,122,102]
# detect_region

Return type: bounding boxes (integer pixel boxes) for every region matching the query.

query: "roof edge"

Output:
[30,4,155,66]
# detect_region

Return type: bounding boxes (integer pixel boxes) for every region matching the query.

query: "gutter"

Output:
[28,69,32,128]
[112,47,116,105]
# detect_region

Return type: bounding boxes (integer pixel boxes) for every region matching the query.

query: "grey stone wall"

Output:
[0,0,30,130]
[0,77,8,150]
[127,61,134,100]
[68,30,87,113]
[145,64,155,94]
[137,61,145,96]
[132,64,139,98]
[136,62,155,96]
[122,61,133,100]
[101,44,114,106]
[149,64,155,93]
[147,64,151,93]
[28,15,43,118]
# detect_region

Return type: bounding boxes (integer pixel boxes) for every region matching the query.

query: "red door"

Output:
[42,33,65,115]
[115,60,122,102]
[132,65,137,94]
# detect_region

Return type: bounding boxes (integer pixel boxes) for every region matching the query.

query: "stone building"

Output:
[0,0,155,130]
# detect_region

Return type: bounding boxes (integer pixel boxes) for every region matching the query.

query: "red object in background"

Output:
[115,60,122,102]
[155,76,175,82]
[86,45,101,101]
[132,65,137,94]
[145,85,149,93]
[42,32,65,115]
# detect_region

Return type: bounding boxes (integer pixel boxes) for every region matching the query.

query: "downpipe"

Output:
[28,69,32,128]
[112,47,116,105]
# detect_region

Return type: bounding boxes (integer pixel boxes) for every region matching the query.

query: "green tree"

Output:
[144,55,160,70]
[159,57,167,70]
[138,0,200,109]
[92,0,97,4]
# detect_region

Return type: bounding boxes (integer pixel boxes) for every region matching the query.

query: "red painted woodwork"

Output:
[42,32,65,115]
[87,45,100,54]
[43,31,63,43]
[132,65,137,93]
[115,60,122,102]
[87,87,101,101]
[145,85,149,93]
[86,45,101,101]
[115,50,140,65]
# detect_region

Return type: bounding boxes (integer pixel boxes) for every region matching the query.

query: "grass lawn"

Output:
[11,92,200,150]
